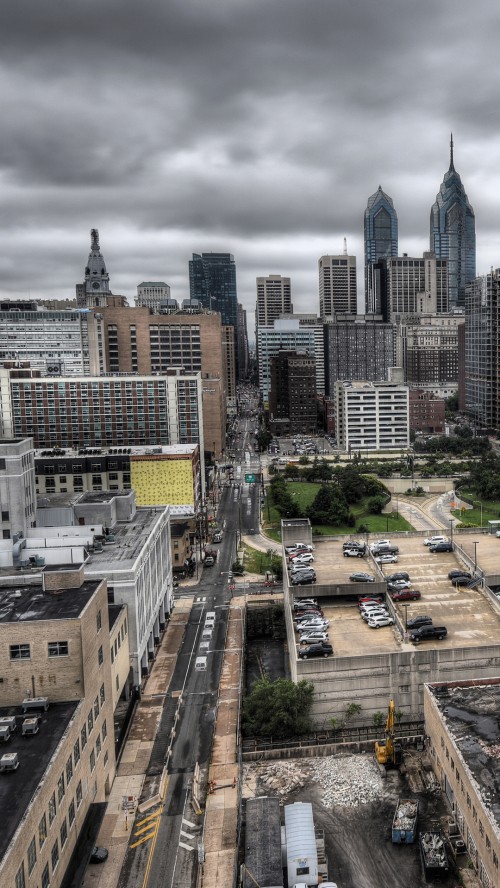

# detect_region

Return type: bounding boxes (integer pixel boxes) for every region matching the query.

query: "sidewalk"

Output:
[81,596,194,888]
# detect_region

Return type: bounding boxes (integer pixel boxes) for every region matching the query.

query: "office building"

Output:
[0,568,115,888]
[136,281,171,311]
[0,366,205,456]
[464,270,500,430]
[0,437,36,543]
[430,136,475,309]
[0,301,106,376]
[237,302,249,381]
[76,228,112,308]
[256,275,292,328]
[257,318,320,403]
[323,317,394,396]
[364,186,398,313]
[409,390,445,434]
[318,253,357,319]
[335,380,409,451]
[396,314,463,399]
[378,252,449,321]
[269,351,317,436]
[189,252,239,372]
[222,325,237,408]
[101,304,226,456]
[425,678,500,888]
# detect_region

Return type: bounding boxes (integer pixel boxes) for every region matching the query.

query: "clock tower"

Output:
[76,228,111,307]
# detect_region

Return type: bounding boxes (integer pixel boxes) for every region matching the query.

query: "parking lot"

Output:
[291,533,500,659]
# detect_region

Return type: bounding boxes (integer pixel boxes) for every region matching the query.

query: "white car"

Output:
[299,632,329,645]
[361,608,389,622]
[290,554,314,566]
[286,543,314,553]
[295,619,329,631]
[367,615,395,628]
[375,554,398,564]
[369,539,391,551]
[424,535,448,546]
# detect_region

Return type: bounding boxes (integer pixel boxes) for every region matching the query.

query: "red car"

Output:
[358,596,382,606]
[390,588,421,602]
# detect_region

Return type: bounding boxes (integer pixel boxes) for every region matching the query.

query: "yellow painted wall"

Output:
[130,458,194,506]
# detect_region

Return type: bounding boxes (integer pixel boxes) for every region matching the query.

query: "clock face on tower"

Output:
[92,281,101,290]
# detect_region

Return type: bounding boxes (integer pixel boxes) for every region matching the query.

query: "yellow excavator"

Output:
[375,699,403,774]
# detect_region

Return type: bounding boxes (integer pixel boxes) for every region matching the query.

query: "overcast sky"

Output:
[1,0,499,334]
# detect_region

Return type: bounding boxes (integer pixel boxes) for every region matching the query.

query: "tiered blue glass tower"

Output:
[364,186,398,313]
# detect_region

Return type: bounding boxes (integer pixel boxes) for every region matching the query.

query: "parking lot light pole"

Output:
[401,604,409,635]
[474,500,483,528]
[473,541,479,574]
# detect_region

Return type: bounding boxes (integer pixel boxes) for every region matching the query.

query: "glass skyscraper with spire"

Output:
[364,186,398,313]
[430,136,475,309]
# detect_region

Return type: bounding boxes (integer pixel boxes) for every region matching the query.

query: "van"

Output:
[213,531,223,543]
[206,611,216,621]
[202,629,213,641]
[195,656,207,671]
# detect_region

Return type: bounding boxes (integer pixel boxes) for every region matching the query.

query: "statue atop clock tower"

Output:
[76,228,111,307]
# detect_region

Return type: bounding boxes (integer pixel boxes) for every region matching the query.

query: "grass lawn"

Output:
[262,481,413,540]
[451,490,500,528]
[242,543,279,575]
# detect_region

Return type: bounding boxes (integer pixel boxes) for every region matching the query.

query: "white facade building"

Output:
[136,281,172,312]
[256,275,292,328]
[335,380,409,451]
[319,254,357,319]
[257,318,324,402]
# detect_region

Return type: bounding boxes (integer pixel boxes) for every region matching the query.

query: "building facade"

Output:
[396,314,463,399]
[76,229,112,308]
[236,302,249,381]
[136,281,171,311]
[323,317,394,397]
[189,252,239,373]
[269,351,317,436]
[409,389,445,434]
[335,380,409,451]
[319,254,357,319]
[0,437,37,543]
[464,270,500,431]
[364,186,398,314]
[378,252,449,322]
[256,275,292,328]
[257,319,319,403]
[430,137,476,309]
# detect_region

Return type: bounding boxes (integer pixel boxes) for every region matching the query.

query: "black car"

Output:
[90,847,109,864]
[430,541,453,553]
[386,572,410,583]
[349,572,375,583]
[298,642,333,659]
[342,540,365,551]
[291,574,316,585]
[452,575,472,586]
[409,625,447,643]
[406,615,433,630]
[448,569,472,580]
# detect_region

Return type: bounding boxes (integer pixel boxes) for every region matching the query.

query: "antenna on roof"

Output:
[343,237,348,255]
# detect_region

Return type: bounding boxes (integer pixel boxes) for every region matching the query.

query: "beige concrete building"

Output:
[222,325,237,409]
[109,603,130,711]
[424,679,500,888]
[0,567,116,888]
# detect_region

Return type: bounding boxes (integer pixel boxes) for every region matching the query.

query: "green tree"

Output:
[256,428,273,452]
[367,495,386,515]
[307,484,349,526]
[242,678,314,738]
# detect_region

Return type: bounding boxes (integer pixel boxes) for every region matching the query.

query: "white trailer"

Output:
[284,802,318,888]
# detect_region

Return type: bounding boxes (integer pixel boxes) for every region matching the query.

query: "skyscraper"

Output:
[364,186,398,313]
[189,252,239,374]
[256,275,292,327]
[76,228,111,307]
[430,135,475,309]
[318,253,357,319]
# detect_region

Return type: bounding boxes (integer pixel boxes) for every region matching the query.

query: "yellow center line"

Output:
[140,784,168,888]
[136,810,161,828]
[135,819,160,837]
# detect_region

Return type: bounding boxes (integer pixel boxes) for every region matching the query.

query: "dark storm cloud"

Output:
[0,0,499,320]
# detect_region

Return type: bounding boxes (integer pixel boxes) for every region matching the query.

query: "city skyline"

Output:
[1,0,500,332]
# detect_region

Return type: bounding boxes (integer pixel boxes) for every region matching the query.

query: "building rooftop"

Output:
[34,444,198,459]
[430,680,500,828]
[0,580,101,624]
[0,702,79,861]
[85,508,167,570]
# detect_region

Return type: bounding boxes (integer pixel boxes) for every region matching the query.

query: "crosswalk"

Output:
[178,817,199,852]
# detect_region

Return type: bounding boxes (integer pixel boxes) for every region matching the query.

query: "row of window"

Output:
[110,617,128,663]
[10,641,104,665]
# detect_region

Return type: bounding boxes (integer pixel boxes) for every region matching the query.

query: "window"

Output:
[15,863,25,888]
[48,641,69,657]
[41,864,50,888]
[51,839,59,871]
[1,510,9,521]
[68,800,75,826]
[57,772,65,803]
[65,755,73,785]
[96,734,101,758]
[28,836,37,874]
[10,643,30,660]
[94,696,99,720]
[96,609,102,632]
[104,750,109,767]
[39,813,47,848]
[74,737,80,765]
[81,723,87,750]
[88,710,94,734]
[60,818,68,848]
[76,780,83,807]
[110,646,115,664]
[100,683,105,706]
[49,791,56,825]
[98,645,104,666]
[90,749,96,773]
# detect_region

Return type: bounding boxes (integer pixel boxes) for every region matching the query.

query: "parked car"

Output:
[367,615,395,628]
[90,847,109,864]
[372,544,400,556]
[295,618,329,630]
[391,588,421,602]
[294,598,317,606]
[299,632,329,645]
[349,572,375,583]
[290,554,315,567]
[375,554,399,564]
[452,575,472,586]
[291,573,317,586]
[409,625,447,643]
[298,642,333,659]
[406,615,433,630]
[358,595,383,605]
[370,539,391,550]
[387,572,410,583]
[294,607,324,618]
[344,548,366,558]
[285,542,314,553]
[343,540,366,552]
[387,579,411,589]
[291,568,317,580]
[448,569,472,580]
[204,556,215,567]
[424,535,448,546]
[361,608,389,622]
[430,541,453,553]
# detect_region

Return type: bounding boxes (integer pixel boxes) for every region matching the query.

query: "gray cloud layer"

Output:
[1,0,499,327]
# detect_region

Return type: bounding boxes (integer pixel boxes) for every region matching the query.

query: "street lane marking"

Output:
[131,831,156,848]
[135,820,159,837]
[136,811,160,827]
[182,817,197,828]
[179,840,195,851]
[180,829,193,839]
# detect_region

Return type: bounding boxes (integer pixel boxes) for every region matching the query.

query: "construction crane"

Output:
[375,699,403,773]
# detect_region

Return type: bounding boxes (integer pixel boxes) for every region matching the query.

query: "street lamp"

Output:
[401,603,409,635]
[449,518,454,545]
[474,500,483,528]
[473,541,479,574]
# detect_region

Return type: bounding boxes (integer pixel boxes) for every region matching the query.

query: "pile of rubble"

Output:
[247,754,384,807]
[310,755,383,808]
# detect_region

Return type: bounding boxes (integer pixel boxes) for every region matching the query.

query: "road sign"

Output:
[245,473,255,483]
